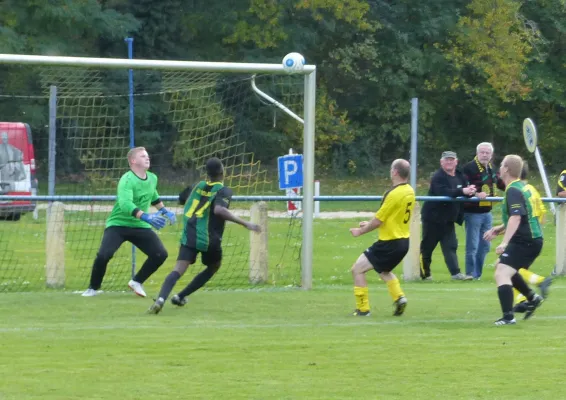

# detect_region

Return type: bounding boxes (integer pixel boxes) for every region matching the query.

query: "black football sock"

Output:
[497,284,514,320]
[157,271,181,300]
[511,273,535,301]
[178,267,216,298]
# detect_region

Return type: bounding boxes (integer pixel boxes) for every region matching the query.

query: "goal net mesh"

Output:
[0,64,304,293]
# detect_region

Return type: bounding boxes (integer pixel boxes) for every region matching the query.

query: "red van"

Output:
[0,122,38,220]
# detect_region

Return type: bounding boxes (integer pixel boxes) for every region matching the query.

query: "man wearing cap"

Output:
[462,142,506,280]
[420,151,477,280]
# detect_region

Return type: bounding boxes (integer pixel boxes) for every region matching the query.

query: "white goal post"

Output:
[0,53,317,290]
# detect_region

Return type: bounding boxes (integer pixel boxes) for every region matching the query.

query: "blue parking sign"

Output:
[278,154,303,190]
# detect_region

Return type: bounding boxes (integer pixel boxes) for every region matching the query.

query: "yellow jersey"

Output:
[375,183,416,241]
[524,183,546,224]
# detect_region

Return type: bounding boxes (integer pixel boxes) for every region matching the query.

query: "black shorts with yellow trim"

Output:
[498,238,542,270]
[177,245,222,266]
[363,238,410,273]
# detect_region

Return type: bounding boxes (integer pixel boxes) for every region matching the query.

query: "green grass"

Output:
[1,282,565,399]
[0,209,564,399]
[2,206,553,291]
[0,210,303,291]
[2,175,564,398]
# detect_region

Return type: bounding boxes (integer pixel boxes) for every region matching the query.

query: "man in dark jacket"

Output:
[420,151,476,280]
[462,142,506,280]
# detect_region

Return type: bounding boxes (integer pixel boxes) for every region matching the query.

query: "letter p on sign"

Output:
[278,154,303,190]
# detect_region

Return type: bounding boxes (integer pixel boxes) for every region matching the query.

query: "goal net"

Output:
[0,58,314,293]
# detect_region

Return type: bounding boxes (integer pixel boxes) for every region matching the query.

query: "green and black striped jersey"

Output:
[502,180,542,241]
[180,181,233,251]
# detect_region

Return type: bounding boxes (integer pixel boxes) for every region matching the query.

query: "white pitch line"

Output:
[4,284,565,296]
[2,315,566,333]
[314,285,566,292]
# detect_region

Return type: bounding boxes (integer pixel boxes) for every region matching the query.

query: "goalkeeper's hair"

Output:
[206,157,224,179]
[127,146,147,162]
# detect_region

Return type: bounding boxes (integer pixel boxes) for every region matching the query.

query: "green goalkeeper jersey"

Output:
[106,170,161,229]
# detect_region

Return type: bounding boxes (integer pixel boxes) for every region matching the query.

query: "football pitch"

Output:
[1,218,565,399]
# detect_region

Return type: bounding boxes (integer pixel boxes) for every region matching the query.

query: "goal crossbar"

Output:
[0,54,316,74]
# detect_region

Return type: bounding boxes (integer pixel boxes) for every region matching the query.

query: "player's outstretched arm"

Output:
[350,217,382,237]
[214,205,261,232]
[484,224,505,241]
[178,185,193,205]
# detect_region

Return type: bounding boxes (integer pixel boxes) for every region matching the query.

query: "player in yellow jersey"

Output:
[557,168,566,199]
[349,159,415,317]
[513,162,552,313]
[522,162,547,225]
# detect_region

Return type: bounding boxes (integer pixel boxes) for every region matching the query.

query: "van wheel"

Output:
[6,213,20,221]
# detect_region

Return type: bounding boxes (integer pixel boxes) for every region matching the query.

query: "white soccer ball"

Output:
[282,52,305,73]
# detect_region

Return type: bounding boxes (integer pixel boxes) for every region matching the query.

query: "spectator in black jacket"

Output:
[462,142,506,280]
[420,151,476,281]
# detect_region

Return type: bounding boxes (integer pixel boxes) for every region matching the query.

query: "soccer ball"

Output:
[282,52,305,73]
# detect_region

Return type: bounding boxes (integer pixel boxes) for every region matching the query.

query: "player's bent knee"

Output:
[495,262,515,278]
[352,262,372,276]
[153,250,168,265]
[173,260,191,275]
[351,263,364,275]
[95,251,114,263]
[207,263,221,274]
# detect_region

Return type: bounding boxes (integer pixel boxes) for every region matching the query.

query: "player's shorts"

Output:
[363,238,410,273]
[499,238,543,270]
[177,245,222,266]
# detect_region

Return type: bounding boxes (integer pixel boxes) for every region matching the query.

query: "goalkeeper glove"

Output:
[140,212,167,230]
[159,207,177,224]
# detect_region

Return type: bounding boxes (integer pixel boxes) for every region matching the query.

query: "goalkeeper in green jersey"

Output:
[148,157,261,314]
[81,147,176,298]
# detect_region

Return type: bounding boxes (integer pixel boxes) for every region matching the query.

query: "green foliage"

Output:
[2,0,566,176]
[443,0,542,102]
[169,93,235,170]
[0,0,139,55]
[313,83,354,173]
[225,0,373,49]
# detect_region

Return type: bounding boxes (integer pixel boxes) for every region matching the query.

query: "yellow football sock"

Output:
[354,286,370,312]
[513,288,526,305]
[519,268,545,285]
[386,278,405,302]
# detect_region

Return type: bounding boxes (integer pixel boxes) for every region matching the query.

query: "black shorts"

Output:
[177,245,222,266]
[364,238,410,273]
[98,226,167,260]
[499,238,543,270]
